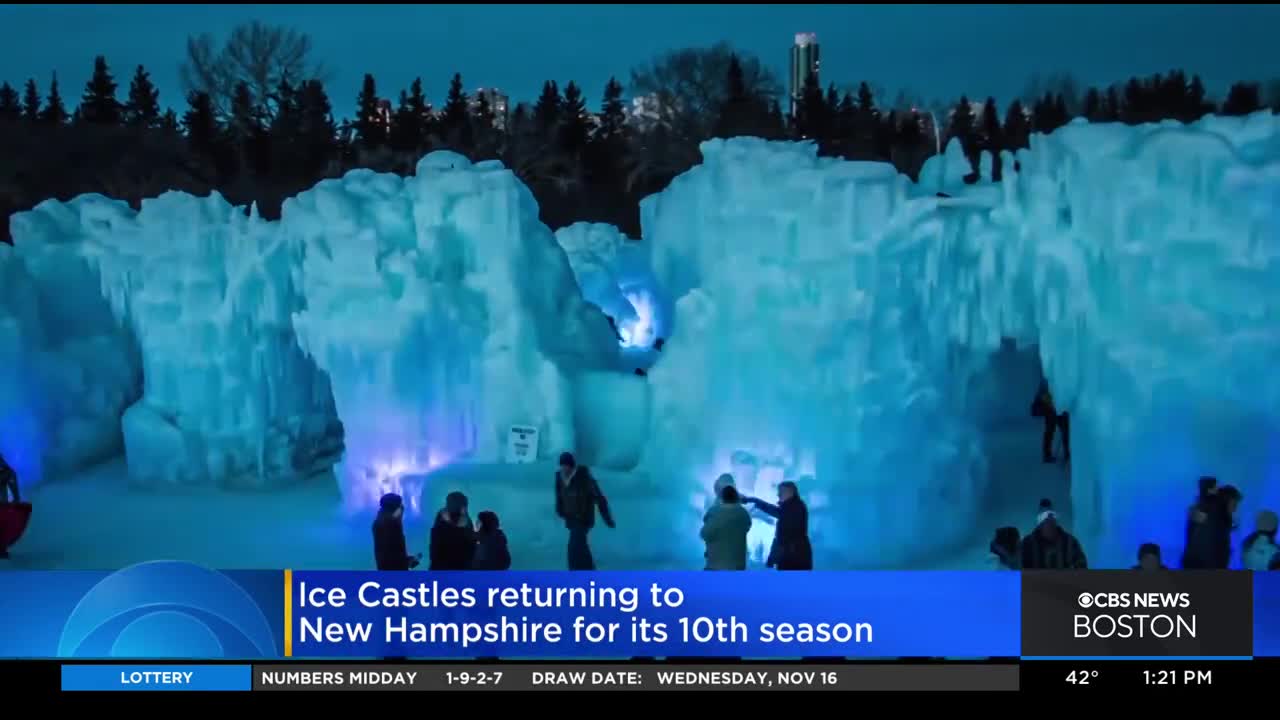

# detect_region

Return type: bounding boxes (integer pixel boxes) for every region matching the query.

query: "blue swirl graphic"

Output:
[57,561,277,658]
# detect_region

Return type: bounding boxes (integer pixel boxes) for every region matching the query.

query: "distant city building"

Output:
[789,32,820,117]
[470,87,509,130]
[626,93,673,131]
[374,98,393,128]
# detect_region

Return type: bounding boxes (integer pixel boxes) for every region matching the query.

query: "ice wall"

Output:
[9,193,342,490]
[640,114,1280,567]
[555,222,666,353]
[0,242,140,484]
[286,153,619,511]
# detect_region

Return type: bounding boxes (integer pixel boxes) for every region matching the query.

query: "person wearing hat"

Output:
[1020,499,1088,570]
[430,491,477,570]
[743,480,813,570]
[373,493,421,571]
[1182,484,1242,569]
[1133,543,1167,570]
[1243,510,1280,571]
[553,452,615,570]
[701,479,752,570]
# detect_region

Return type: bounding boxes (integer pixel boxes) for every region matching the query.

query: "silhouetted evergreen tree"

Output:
[124,65,160,128]
[713,55,779,141]
[21,79,40,122]
[0,83,19,123]
[354,74,384,146]
[947,95,976,160]
[269,78,301,172]
[1222,82,1263,116]
[1003,99,1031,150]
[1184,74,1213,121]
[229,81,269,175]
[40,74,68,126]
[559,81,590,155]
[390,89,418,152]
[440,73,472,152]
[80,56,120,125]
[182,90,222,172]
[1103,86,1122,122]
[850,81,879,158]
[1121,77,1149,124]
[159,109,179,133]
[533,81,562,139]
[978,97,1003,179]
[598,77,627,143]
[795,72,831,151]
[297,80,336,175]
[875,108,896,161]
[1083,88,1102,121]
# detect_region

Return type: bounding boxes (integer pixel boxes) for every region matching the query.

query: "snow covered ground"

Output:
[7,421,1073,571]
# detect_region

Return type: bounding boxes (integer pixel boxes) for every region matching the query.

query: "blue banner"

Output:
[0,562,284,659]
[286,570,1021,658]
[1254,572,1280,656]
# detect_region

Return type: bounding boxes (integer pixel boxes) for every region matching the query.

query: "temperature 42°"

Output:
[1066,670,1099,685]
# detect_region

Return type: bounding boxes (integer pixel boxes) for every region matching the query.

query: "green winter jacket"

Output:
[700,502,752,570]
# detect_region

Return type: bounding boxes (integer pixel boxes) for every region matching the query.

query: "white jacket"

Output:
[1244,535,1279,571]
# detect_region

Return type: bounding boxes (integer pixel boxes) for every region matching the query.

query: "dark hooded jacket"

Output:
[430,510,476,570]
[754,497,813,570]
[373,509,413,571]
[1020,524,1088,570]
[473,528,512,570]
[554,466,614,530]
[1182,493,1235,569]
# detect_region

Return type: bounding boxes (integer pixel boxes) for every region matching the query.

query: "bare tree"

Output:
[629,43,782,142]
[180,21,327,120]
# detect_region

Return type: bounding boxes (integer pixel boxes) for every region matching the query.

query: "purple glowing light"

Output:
[342,448,452,516]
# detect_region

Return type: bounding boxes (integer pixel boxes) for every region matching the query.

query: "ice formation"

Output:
[286,153,618,510]
[641,113,1280,567]
[0,243,140,484]
[6,113,1280,568]
[555,222,666,352]
[8,194,341,490]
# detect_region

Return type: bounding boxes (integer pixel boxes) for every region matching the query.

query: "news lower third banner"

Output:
[3,563,1280,659]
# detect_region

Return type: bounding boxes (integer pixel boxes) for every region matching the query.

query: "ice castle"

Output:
[3,114,1279,569]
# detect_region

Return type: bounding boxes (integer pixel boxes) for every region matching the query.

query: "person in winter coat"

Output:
[1030,379,1070,464]
[1242,510,1279,571]
[745,481,813,570]
[430,491,476,570]
[1020,499,1088,569]
[554,452,615,570]
[373,493,420,571]
[472,510,512,570]
[987,527,1021,570]
[1133,543,1167,570]
[1182,484,1242,569]
[701,484,752,570]
[1182,476,1218,559]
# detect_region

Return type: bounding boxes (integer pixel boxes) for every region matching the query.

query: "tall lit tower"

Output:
[790,32,820,117]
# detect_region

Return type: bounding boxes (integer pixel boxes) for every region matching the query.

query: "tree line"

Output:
[3,22,1279,242]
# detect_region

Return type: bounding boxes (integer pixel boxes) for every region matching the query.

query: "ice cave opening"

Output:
[963,339,1072,553]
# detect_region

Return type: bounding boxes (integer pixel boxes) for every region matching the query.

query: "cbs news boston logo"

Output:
[1022,571,1253,658]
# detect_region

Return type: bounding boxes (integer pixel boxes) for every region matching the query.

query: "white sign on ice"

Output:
[506,425,540,464]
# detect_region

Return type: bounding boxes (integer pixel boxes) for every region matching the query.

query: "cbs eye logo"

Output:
[57,561,277,658]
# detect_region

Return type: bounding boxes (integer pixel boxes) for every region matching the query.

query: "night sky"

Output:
[1,4,1277,117]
